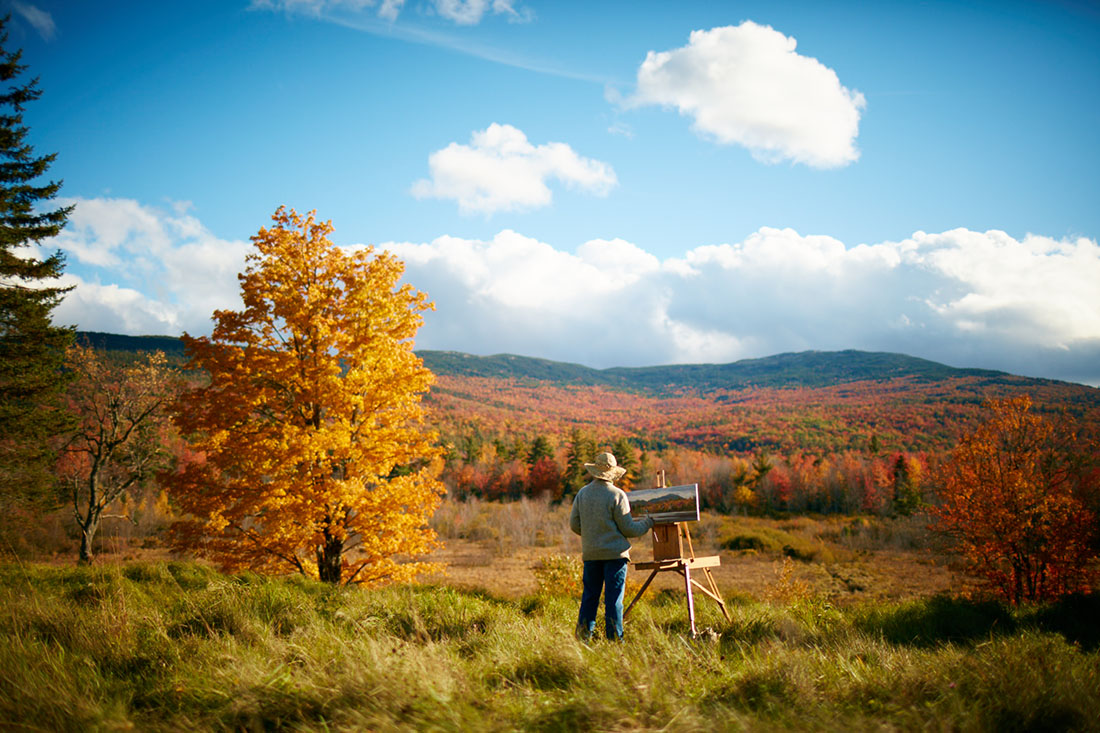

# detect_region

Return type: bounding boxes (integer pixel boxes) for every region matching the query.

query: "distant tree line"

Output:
[436,423,932,519]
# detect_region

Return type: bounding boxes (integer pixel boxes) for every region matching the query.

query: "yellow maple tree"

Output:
[168,207,443,584]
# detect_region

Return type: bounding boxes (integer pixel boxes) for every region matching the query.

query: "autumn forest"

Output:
[57,319,1100,607]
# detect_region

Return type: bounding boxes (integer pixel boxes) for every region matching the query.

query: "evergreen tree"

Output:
[526,434,554,466]
[750,452,773,487]
[0,18,74,506]
[611,436,636,489]
[890,453,922,517]
[636,450,655,488]
[562,428,596,499]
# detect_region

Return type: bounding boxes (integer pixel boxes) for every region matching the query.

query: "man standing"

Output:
[570,452,654,641]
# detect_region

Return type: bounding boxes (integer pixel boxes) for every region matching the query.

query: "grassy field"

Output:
[2,557,1098,732]
[4,502,1097,731]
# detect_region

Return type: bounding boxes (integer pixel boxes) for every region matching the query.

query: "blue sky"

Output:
[13,0,1100,384]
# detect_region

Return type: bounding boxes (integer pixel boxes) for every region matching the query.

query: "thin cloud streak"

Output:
[12,2,56,40]
[258,2,617,85]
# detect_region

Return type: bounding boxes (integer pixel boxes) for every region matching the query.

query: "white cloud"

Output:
[55,277,184,335]
[380,226,1100,383]
[38,197,1100,384]
[12,2,55,40]
[629,22,866,168]
[250,0,528,25]
[251,0,366,14]
[433,0,527,25]
[377,0,406,21]
[607,121,634,139]
[411,123,618,215]
[48,198,171,268]
[44,198,250,336]
[907,229,1100,347]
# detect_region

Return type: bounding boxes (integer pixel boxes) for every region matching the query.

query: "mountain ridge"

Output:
[74,330,1072,394]
[418,348,1022,391]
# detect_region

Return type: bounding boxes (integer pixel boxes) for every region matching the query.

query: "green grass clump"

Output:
[718,516,834,563]
[1,561,1098,731]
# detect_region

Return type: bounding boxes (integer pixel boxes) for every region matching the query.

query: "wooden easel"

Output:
[624,471,731,636]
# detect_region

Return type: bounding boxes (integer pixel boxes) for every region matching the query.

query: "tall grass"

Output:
[430,496,580,556]
[1,561,1097,731]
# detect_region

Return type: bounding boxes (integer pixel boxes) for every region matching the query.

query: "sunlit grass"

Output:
[1,562,1097,731]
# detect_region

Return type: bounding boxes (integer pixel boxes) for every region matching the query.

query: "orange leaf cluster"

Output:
[932,395,1099,603]
[167,207,443,585]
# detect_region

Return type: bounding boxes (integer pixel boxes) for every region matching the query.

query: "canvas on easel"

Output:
[628,484,700,524]
[624,472,731,636]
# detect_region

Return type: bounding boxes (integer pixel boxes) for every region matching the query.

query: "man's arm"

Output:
[612,492,654,538]
[569,492,582,536]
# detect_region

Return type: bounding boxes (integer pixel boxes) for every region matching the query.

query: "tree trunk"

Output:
[78,519,98,565]
[77,467,101,565]
[316,534,343,583]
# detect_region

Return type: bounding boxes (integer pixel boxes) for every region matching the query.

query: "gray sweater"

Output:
[569,479,655,561]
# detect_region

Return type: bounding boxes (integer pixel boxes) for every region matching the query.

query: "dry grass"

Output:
[426,497,961,604]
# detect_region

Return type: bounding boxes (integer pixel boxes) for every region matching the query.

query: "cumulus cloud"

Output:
[629,22,866,168]
[411,123,618,215]
[43,198,250,335]
[380,227,1100,383]
[38,197,1100,385]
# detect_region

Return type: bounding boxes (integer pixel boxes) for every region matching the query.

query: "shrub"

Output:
[765,557,813,603]
[532,554,582,597]
[718,519,831,563]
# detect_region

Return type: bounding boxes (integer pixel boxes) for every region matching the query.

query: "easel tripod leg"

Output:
[624,568,659,619]
[683,565,697,637]
[703,567,732,622]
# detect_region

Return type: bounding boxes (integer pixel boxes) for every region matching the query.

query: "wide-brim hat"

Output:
[585,452,627,482]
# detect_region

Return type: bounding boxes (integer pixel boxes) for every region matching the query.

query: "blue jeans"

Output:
[576,558,629,641]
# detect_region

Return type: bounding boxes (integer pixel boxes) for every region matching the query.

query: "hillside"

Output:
[75,331,188,361]
[418,350,622,387]
[78,330,1037,392]
[604,350,1013,390]
[421,348,1017,391]
[75,330,1100,454]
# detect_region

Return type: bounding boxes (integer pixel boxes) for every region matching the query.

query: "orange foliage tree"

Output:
[168,207,442,585]
[932,395,1099,603]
